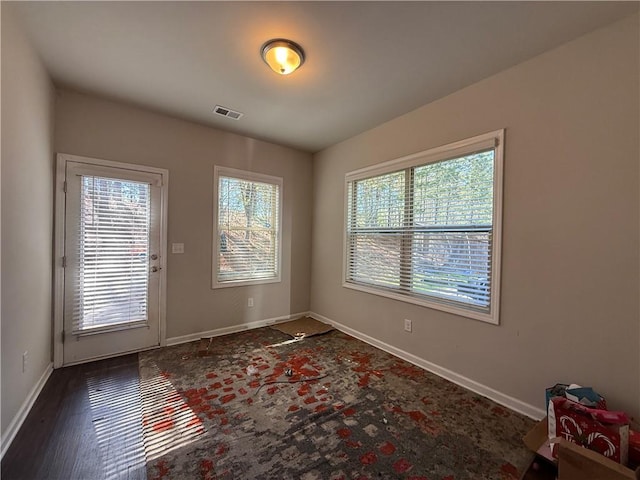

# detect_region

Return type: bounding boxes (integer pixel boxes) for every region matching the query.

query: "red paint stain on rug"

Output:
[379,441,396,455]
[200,459,214,480]
[391,405,440,435]
[360,451,378,465]
[350,352,372,373]
[221,394,236,404]
[390,361,425,380]
[393,458,413,473]
[163,406,175,416]
[337,428,351,438]
[186,418,202,429]
[500,462,518,479]
[150,459,170,480]
[216,444,228,456]
[492,406,510,418]
[297,383,311,396]
[153,419,174,433]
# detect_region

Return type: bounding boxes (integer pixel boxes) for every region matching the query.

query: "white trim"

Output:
[345,129,502,182]
[57,153,169,177]
[53,158,66,367]
[53,153,169,367]
[490,130,505,325]
[212,165,284,289]
[308,311,545,421]
[158,161,169,347]
[1,363,53,459]
[166,311,309,346]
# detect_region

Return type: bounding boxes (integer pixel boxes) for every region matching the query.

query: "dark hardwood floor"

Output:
[1,351,554,480]
[1,354,146,480]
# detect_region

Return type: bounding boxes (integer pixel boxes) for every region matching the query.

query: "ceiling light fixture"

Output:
[260,39,305,75]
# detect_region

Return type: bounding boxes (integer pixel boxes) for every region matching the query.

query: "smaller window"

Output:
[213,167,282,288]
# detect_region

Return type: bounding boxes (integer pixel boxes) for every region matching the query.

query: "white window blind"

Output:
[345,131,503,323]
[214,168,282,287]
[74,176,151,332]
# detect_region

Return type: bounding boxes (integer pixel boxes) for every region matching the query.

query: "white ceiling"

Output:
[11,1,638,153]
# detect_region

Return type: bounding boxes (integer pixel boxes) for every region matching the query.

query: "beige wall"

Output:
[55,91,313,340]
[1,5,55,436]
[311,14,640,418]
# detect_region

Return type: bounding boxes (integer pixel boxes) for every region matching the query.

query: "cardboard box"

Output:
[523,418,638,480]
[558,439,636,480]
[630,430,640,466]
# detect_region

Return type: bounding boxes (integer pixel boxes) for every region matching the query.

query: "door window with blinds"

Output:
[213,167,282,288]
[75,176,151,331]
[344,130,504,324]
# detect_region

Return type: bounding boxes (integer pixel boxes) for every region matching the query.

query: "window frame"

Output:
[343,130,504,325]
[212,166,283,289]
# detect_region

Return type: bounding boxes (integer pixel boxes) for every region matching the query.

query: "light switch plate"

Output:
[172,243,184,254]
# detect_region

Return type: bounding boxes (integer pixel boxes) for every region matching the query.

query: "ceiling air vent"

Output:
[213,105,243,120]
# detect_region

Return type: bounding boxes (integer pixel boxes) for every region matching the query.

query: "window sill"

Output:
[212,276,281,289]
[342,281,499,325]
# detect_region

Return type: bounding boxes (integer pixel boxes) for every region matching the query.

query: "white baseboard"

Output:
[309,311,546,420]
[1,363,53,459]
[166,311,310,346]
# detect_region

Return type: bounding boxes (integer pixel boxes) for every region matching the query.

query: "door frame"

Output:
[53,153,169,368]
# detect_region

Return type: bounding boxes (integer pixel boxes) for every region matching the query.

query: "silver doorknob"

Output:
[151,266,159,273]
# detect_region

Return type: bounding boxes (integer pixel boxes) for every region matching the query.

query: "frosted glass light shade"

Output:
[261,39,305,75]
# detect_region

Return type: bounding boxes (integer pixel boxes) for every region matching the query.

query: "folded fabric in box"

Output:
[565,385,607,409]
[545,383,569,411]
[545,383,607,411]
[548,396,629,465]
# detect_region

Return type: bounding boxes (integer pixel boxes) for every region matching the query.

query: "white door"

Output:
[59,156,167,365]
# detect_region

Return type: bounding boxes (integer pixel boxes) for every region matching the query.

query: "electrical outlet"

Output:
[22,351,28,373]
[248,297,254,308]
[404,319,412,332]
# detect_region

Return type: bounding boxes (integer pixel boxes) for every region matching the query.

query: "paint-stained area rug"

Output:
[140,328,534,480]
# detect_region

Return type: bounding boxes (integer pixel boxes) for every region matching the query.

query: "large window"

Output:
[344,130,503,324]
[213,167,282,288]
